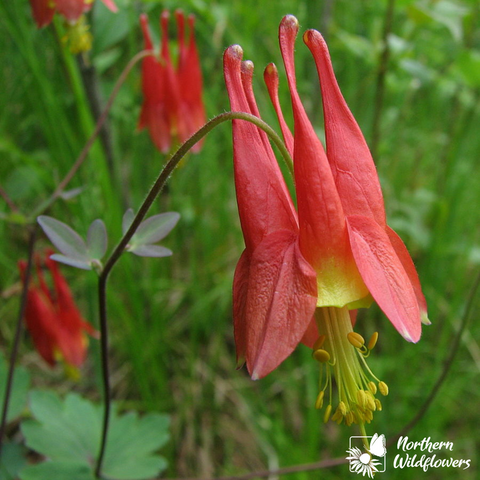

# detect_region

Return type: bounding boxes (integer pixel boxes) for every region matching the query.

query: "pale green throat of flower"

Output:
[312,307,388,434]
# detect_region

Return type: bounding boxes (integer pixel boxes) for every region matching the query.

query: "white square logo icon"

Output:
[347,434,387,475]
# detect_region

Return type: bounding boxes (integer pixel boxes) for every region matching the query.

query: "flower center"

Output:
[62,16,93,54]
[359,452,372,465]
[312,306,388,426]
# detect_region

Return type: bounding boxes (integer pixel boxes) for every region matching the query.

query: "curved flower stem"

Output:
[94,111,292,477]
[31,50,155,219]
[0,226,38,458]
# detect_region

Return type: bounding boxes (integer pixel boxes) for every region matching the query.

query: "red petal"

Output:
[224,44,298,251]
[346,215,421,342]
[138,15,172,152]
[29,0,55,28]
[55,0,86,23]
[237,230,317,379]
[300,317,318,348]
[232,249,250,368]
[100,0,117,13]
[263,63,294,157]
[24,290,59,367]
[303,30,386,226]
[46,257,95,366]
[279,16,368,307]
[176,13,205,152]
[160,11,187,145]
[386,226,429,324]
[279,16,347,270]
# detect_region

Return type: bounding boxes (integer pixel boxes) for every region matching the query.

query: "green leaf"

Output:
[49,254,92,270]
[19,461,95,480]
[128,245,173,258]
[92,0,132,54]
[400,59,436,84]
[0,443,27,480]
[0,356,30,423]
[87,219,108,260]
[430,0,469,43]
[122,208,135,235]
[59,187,85,201]
[22,391,170,480]
[455,49,480,88]
[37,216,89,262]
[132,212,180,246]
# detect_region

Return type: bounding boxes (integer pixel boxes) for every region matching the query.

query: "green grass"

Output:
[1,0,479,479]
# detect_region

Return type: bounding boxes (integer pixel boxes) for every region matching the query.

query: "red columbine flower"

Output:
[224,16,429,428]
[138,11,205,154]
[19,252,97,373]
[29,0,117,28]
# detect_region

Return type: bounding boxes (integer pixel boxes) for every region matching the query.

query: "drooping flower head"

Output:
[138,10,205,154]
[19,251,97,374]
[29,0,117,54]
[224,16,429,429]
[29,0,118,28]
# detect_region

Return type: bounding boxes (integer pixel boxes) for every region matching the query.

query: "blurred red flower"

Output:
[29,0,117,28]
[19,252,97,371]
[138,10,205,154]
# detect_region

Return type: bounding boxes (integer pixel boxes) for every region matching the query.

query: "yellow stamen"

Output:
[313,335,326,351]
[323,404,332,423]
[378,381,389,396]
[368,332,379,350]
[313,348,330,363]
[315,391,324,410]
[312,307,389,430]
[347,331,365,349]
[357,389,367,409]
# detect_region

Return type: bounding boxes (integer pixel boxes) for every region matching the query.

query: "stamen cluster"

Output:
[313,307,389,426]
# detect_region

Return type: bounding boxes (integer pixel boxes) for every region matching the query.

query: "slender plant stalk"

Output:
[387,267,480,447]
[0,226,38,458]
[77,54,115,175]
[370,0,396,161]
[0,187,19,213]
[94,111,293,477]
[165,270,480,480]
[31,50,154,219]
[171,457,347,480]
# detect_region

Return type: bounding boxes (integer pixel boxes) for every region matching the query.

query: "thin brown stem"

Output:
[0,226,38,458]
[170,457,347,480]
[94,111,292,478]
[0,186,19,213]
[370,0,396,161]
[32,50,155,218]
[387,267,480,447]
[164,266,480,478]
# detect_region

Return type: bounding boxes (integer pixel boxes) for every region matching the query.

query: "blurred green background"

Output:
[1,0,479,478]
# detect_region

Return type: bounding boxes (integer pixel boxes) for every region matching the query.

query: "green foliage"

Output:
[0,443,27,480]
[0,357,30,423]
[0,0,479,479]
[21,390,169,480]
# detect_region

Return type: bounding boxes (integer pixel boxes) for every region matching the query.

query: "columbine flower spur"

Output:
[224,15,429,433]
